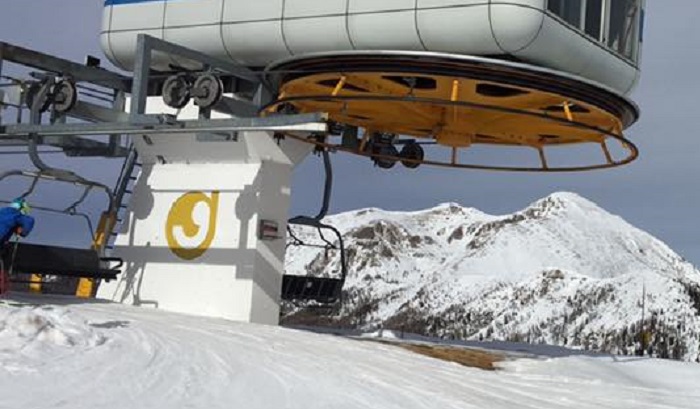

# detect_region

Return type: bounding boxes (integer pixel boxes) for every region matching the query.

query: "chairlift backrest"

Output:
[0,169,114,212]
[0,169,116,247]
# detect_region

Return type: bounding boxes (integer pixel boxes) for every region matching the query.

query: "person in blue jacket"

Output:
[0,198,35,247]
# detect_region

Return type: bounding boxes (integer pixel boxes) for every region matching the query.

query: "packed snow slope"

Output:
[284,192,700,361]
[1,296,700,409]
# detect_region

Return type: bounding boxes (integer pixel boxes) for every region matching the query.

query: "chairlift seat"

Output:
[2,242,122,281]
[281,275,343,304]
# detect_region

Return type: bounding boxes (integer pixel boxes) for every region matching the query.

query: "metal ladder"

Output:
[75,144,140,298]
[105,144,141,253]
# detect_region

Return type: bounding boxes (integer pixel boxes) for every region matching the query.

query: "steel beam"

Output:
[130,35,152,117]
[1,113,328,137]
[0,42,130,92]
[42,136,129,157]
[70,100,130,124]
[136,35,259,84]
[211,96,259,117]
[0,138,28,147]
[0,135,128,157]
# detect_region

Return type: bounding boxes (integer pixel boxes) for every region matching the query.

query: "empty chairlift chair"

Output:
[281,149,347,305]
[283,220,347,304]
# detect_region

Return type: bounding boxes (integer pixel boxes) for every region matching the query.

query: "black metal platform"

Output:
[281,275,344,304]
[1,243,122,281]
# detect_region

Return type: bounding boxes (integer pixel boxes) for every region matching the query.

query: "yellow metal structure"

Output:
[28,274,42,293]
[264,51,640,172]
[76,211,116,298]
[273,72,624,151]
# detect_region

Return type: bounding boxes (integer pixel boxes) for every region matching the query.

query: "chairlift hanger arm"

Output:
[24,77,83,187]
[318,148,332,220]
[289,148,333,224]
[287,149,347,282]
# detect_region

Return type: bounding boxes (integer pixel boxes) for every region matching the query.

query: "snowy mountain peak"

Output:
[342,201,482,221]
[534,191,595,206]
[426,202,470,213]
[331,192,611,234]
[285,192,700,362]
[518,191,606,219]
[312,192,696,282]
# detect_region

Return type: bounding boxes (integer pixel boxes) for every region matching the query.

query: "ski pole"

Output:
[8,236,20,278]
[0,255,6,296]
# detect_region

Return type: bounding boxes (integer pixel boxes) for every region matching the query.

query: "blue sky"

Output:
[2,1,700,265]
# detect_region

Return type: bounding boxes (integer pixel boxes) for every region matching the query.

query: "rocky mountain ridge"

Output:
[283,192,700,362]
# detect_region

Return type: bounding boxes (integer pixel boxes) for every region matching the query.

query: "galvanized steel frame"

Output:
[0,35,326,155]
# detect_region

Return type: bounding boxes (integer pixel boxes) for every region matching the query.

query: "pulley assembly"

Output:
[24,77,78,114]
[162,73,224,110]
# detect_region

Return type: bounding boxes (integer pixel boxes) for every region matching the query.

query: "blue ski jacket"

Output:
[0,207,35,246]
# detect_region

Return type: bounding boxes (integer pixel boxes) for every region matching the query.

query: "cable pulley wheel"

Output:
[162,75,191,109]
[372,144,399,169]
[192,74,224,109]
[24,82,52,113]
[399,142,425,169]
[52,79,78,113]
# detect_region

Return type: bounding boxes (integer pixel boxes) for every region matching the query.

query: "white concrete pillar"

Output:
[96,99,312,324]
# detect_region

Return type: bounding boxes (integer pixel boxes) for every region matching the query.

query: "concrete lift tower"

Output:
[0,0,645,325]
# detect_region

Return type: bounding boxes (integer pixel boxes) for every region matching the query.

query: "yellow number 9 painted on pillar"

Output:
[166,191,220,260]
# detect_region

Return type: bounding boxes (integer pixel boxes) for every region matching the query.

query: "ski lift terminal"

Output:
[0,0,645,324]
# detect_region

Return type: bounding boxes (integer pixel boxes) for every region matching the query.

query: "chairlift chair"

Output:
[284,219,346,304]
[0,168,123,293]
[281,148,347,305]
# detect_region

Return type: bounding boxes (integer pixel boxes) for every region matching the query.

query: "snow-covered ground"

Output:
[2,295,699,409]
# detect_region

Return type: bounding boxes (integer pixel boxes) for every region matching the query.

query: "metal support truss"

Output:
[0,35,324,147]
[0,41,131,157]
[0,36,329,249]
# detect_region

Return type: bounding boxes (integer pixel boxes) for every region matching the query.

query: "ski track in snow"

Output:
[1,296,699,409]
